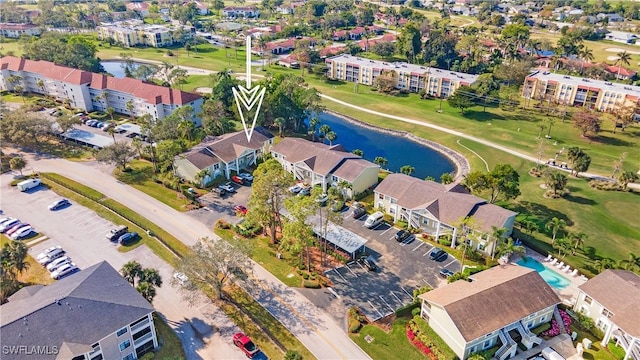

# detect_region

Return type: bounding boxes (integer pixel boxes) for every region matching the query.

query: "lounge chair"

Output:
[570,269,579,277]
[550,258,558,265]
[556,261,564,268]
[544,254,553,262]
[563,265,571,273]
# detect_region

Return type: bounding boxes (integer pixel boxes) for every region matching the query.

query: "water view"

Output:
[101,60,140,78]
[316,112,456,180]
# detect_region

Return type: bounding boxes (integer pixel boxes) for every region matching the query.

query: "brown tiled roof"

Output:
[376,174,516,230]
[272,138,366,176]
[332,158,379,182]
[420,265,560,341]
[0,23,39,30]
[0,56,202,106]
[183,128,273,169]
[578,270,640,337]
[126,2,150,11]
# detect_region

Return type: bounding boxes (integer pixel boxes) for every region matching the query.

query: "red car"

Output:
[233,205,248,216]
[231,175,245,185]
[233,332,259,358]
[7,223,29,236]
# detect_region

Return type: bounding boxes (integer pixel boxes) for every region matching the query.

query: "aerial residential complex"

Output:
[0,262,158,360]
[0,56,203,122]
[97,21,193,48]
[0,23,41,38]
[523,71,640,115]
[325,54,479,97]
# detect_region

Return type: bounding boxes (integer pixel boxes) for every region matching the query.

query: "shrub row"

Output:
[588,180,628,192]
[40,172,190,259]
[302,280,320,289]
[410,316,458,360]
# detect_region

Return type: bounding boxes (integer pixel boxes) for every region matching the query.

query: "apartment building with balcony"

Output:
[0,23,42,38]
[574,270,640,360]
[97,22,193,48]
[522,71,640,115]
[419,265,560,360]
[0,261,158,360]
[325,54,478,97]
[0,56,203,122]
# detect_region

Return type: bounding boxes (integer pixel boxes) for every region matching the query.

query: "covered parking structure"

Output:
[59,129,114,149]
[309,214,368,259]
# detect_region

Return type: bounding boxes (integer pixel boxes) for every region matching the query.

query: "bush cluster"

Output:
[348,307,366,333]
[588,180,628,192]
[408,316,457,360]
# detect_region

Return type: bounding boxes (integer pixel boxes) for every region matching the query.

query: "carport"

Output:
[309,215,368,259]
[59,129,114,149]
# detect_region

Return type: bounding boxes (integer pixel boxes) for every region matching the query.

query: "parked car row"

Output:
[105,225,140,245]
[0,216,37,240]
[35,246,80,280]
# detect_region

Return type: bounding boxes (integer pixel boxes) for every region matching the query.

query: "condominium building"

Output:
[0,262,158,360]
[97,22,193,48]
[0,56,203,122]
[0,23,42,38]
[523,70,640,114]
[325,54,478,97]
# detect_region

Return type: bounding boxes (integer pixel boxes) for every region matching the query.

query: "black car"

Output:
[439,268,455,278]
[429,248,448,262]
[357,255,378,271]
[394,229,413,242]
[352,207,367,219]
[118,232,140,246]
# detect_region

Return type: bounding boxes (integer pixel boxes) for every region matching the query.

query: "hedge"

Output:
[410,316,458,360]
[40,172,190,259]
[302,280,320,289]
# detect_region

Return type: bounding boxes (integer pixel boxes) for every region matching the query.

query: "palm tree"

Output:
[496,238,526,260]
[308,116,319,141]
[352,149,364,157]
[5,242,30,275]
[579,47,594,75]
[374,156,388,168]
[400,165,415,175]
[140,268,163,287]
[13,85,25,103]
[544,171,568,197]
[106,107,115,121]
[570,232,587,254]
[545,217,566,244]
[177,119,195,141]
[325,131,337,146]
[195,168,212,186]
[594,258,615,273]
[36,79,47,97]
[120,261,142,286]
[614,51,631,79]
[618,170,638,190]
[274,117,286,137]
[107,126,117,142]
[136,282,157,303]
[618,253,640,272]
[553,237,572,258]
[131,137,143,158]
[318,124,331,141]
[126,100,135,119]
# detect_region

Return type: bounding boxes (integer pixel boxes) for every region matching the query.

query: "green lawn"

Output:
[215,228,303,287]
[114,160,193,212]
[152,313,187,360]
[351,314,426,360]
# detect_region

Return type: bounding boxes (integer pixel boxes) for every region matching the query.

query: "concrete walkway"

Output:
[8,150,370,360]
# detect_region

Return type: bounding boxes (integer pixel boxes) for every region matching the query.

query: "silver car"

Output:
[47,256,72,272]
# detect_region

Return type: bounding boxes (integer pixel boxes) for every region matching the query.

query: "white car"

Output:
[288,184,302,193]
[0,216,14,225]
[37,247,65,265]
[173,271,189,286]
[238,172,254,182]
[51,263,79,280]
[0,218,20,233]
[10,226,33,240]
[47,256,73,272]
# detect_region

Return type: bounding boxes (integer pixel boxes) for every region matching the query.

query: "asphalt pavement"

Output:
[0,175,246,360]
[3,149,371,360]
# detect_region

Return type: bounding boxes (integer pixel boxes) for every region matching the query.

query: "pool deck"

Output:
[514,248,588,307]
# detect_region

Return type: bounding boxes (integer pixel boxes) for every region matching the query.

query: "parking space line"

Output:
[371,222,385,230]
[380,226,392,235]
[368,301,384,319]
[423,246,435,256]
[412,241,426,251]
[391,291,403,304]
[401,286,413,298]
[443,259,457,268]
[423,279,434,288]
[61,209,85,219]
[66,211,92,221]
[332,268,348,283]
[345,264,358,277]
[379,295,394,312]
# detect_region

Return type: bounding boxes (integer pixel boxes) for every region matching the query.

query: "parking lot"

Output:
[188,181,253,228]
[324,207,460,322]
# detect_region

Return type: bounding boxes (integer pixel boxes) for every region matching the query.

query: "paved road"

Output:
[5,150,371,360]
[318,94,639,189]
[0,174,245,360]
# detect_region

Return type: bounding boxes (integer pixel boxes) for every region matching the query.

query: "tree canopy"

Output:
[22,34,103,72]
[463,164,521,203]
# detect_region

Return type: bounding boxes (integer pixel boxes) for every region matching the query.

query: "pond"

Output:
[100,60,142,78]
[315,112,456,180]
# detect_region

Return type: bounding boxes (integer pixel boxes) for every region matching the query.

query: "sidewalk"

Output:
[10,150,370,360]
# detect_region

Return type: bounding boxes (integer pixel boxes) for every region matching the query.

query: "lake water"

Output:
[316,113,455,180]
[101,61,140,78]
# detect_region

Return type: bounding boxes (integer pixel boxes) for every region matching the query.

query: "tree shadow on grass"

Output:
[509,201,574,227]
[117,166,153,185]
[461,110,503,122]
[563,194,597,205]
[590,135,634,147]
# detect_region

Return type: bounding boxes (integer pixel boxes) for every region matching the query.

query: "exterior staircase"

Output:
[516,321,543,350]
[496,328,518,360]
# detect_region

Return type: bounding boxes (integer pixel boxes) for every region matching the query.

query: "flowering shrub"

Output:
[541,310,572,337]
[407,325,435,358]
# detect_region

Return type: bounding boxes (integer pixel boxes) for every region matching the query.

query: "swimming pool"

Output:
[516,257,571,289]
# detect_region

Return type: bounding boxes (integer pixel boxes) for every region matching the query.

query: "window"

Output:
[483,340,492,349]
[540,316,546,322]
[602,308,613,318]
[584,296,592,305]
[119,339,131,351]
[130,316,149,328]
[117,328,128,337]
[133,326,152,341]
[123,353,135,360]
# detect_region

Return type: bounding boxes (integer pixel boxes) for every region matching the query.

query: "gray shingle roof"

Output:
[332,158,379,182]
[0,261,154,360]
[420,265,560,341]
[578,270,640,337]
